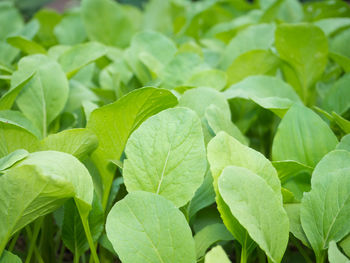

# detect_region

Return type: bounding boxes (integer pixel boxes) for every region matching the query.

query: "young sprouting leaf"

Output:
[219,166,289,263]
[87,87,177,207]
[224,76,301,117]
[205,104,248,145]
[226,49,280,86]
[300,150,350,261]
[0,110,41,138]
[332,112,350,134]
[186,69,227,91]
[337,134,350,152]
[34,9,61,48]
[0,149,28,171]
[40,128,98,160]
[220,24,276,69]
[330,52,350,73]
[106,191,196,263]
[58,42,107,78]
[275,23,328,103]
[204,246,230,263]
[272,104,338,167]
[0,250,22,263]
[123,107,206,207]
[188,170,216,220]
[12,54,69,137]
[0,122,40,157]
[272,160,313,184]
[323,73,350,115]
[81,0,139,48]
[7,36,46,55]
[328,241,350,263]
[62,195,104,257]
[194,223,233,259]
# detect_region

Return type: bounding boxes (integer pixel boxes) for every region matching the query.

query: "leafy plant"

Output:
[0,0,349,262]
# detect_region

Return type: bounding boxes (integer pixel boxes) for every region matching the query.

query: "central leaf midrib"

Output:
[156,147,171,195]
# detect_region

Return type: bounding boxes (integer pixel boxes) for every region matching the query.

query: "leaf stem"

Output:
[240,246,248,263]
[25,218,43,263]
[316,251,326,263]
[291,236,313,263]
[8,231,21,252]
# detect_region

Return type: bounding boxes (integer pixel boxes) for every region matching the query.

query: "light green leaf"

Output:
[0,250,22,263]
[0,122,40,158]
[219,166,289,263]
[314,18,350,36]
[272,104,338,167]
[40,128,98,160]
[220,24,275,69]
[272,160,313,184]
[194,223,233,259]
[81,0,138,47]
[123,107,206,207]
[34,9,61,48]
[330,52,350,73]
[204,246,230,263]
[329,241,350,263]
[284,203,309,247]
[58,42,107,78]
[300,150,350,260]
[106,191,196,263]
[0,149,28,171]
[186,69,227,91]
[226,49,280,86]
[7,36,46,55]
[205,104,248,145]
[330,28,350,58]
[87,87,177,207]
[332,112,350,134]
[12,54,69,137]
[225,76,301,117]
[275,23,328,103]
[337,134,350,152]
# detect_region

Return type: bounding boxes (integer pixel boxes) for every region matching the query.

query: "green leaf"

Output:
[224,76,301,117]
[272,104,338,167]
[194,223,233,259]
[337,134,350,152]
[0,250,22,263]
[106,191,196,263]
[58,42,107,78]
[313,18,350,36]
[220,24,275,69]
[218,166,289,263]
[275,23,328,103]
[272,160,313,184]
[81,0,139,47]
[186,69,227,91]
[7,36,46,55]
[332,112,350,134]
[328,241,350,263]
[330,28,350,58]
[123,107,206,207]
[300,150,350,260]
[330,52,350,73]
[40,128,98,160]
[34,9,61,48]
[284,203,309,247]
[0,149,28,171]
[226,49,280,86]
[204,246,231,263]
[0,122,40,158]
[87,87,177,207]
[205,104,248,145]
[12,54,69,137]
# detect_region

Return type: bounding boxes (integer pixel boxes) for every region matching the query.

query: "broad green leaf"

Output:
[341,236,350,258]
[284,203,309,247]
[207,132,282,253]
[226,49,280,86]
[0,250,22,263]
[272,160,313,183]
[58,42,107,78]
[106,191,196,263]
[0,165,74,255]
[328,241,350,263]
[194,223,233,259]
[40,128,98,160]
[337,134,350,152]
[204,246,230,263]
[142,0,173,34]
[219,166,289,263]
[0,149,28,171]
[186,69,227,91]
[224,76,301,117]
[205,104,248,145]
[0,2,23,40]
[188,170,216,220]
[272,104,338,167]
[34,9,61,48]
[0,122,39,158]
[54,9,87,45]
[62,196,104,256]
[300,150,350,260]
[81,0,138,47]
[87,87,177,207]
[323,73,350,115]
[12,55,69,137]
[7,36,46,55]
[330,52,350,73]
[123,107,206,207]
[330,28,350,58]
[0,110,41,138]
[275,23,328,103]
[220,24,275,69]
[314,18,350,36]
